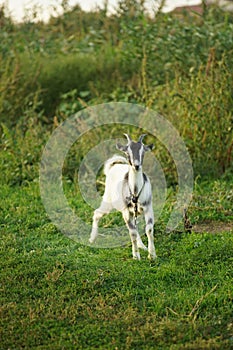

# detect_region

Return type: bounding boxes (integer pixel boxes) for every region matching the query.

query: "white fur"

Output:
[89,154,156,260]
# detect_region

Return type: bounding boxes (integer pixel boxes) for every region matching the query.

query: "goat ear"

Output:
[144,144,154,152]
[116,143,128,152]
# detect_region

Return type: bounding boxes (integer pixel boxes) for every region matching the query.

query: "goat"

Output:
[89,134,156,260]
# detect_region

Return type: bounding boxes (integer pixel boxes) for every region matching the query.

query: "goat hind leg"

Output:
[89,201,112,243]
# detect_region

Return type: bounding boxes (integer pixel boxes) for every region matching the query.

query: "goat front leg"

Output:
[122,210,141,260]
[89,201,112,243]
[144,206,156,260]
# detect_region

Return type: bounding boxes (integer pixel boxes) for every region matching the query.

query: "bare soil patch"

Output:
[193,221,233,234]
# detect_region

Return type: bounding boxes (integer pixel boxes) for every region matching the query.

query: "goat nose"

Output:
[135,165,139,171]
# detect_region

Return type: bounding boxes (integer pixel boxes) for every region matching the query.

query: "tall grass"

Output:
[148,51,233,177]
[0,1,232,180]
[0,116,48,185]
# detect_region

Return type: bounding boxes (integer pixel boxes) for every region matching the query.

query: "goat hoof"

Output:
[133,254,141,260]
[148,253,157,260]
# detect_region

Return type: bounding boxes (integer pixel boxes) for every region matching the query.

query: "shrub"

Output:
[159,52,233,177]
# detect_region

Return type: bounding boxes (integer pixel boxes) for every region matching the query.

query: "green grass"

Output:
[1,181,233,349]
[0,2,233,348]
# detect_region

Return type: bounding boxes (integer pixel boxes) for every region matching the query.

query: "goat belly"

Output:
[104,164,128,211]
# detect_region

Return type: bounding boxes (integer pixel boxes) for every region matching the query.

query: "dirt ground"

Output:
[193,221,233,234]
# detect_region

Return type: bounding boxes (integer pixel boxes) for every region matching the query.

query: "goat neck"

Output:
[128,165,144,197]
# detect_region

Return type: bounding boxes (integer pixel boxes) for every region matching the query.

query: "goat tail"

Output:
[104,155,128,175]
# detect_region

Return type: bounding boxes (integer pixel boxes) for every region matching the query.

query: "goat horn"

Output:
[123,133,132,144]
[138,134,147,143]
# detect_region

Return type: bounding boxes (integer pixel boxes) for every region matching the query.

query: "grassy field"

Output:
[0,1,233,349]
[1,180,233,349]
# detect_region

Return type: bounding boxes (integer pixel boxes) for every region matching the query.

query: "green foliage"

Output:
[37,50,122,117]
[0,0,232,180]
[191,179,233,222]
[150,52,233,177]
[0,116,49,185]
[119,5,233,84]
[0,181,233,349]
[0,54,43,125]
[0,3,232,348]
[0,0,232,179]
[174,57,232,176]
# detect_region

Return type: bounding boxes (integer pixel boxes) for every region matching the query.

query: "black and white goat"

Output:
[89,134,156,260]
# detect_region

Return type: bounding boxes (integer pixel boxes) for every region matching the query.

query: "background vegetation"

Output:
[0,0,232,180]
[0,1,232,349]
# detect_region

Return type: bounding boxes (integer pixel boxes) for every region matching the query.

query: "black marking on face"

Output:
[127,142,145,168]
[118,135,154,170]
